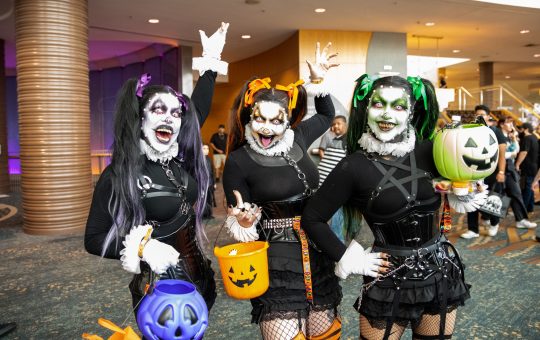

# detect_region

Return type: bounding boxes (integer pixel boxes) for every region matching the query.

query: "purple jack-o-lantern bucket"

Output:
[136,280,208,340]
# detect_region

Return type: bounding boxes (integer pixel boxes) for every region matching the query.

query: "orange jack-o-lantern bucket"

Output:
[214,241,269,299]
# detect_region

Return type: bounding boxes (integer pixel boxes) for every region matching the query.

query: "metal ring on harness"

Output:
[137,175,152,190]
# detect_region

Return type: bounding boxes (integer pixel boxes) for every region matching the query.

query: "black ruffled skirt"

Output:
[250,242,342,323]
[355,250,470,323]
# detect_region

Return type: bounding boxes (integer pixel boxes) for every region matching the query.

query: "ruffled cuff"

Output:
[447,190,488,213]
[192,57,228,76]
[304,80,330,98]
[119,224,153,274]
[224,215,260,243]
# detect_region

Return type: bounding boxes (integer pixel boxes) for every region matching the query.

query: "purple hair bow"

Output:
[136,73,151,97]
[167,86,189,112]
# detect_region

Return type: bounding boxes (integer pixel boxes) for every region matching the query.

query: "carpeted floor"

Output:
[0,184,539,340]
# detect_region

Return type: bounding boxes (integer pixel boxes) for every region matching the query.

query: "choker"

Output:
[358,126,415,157]
[139,139,179,163]
[245,125,294,157]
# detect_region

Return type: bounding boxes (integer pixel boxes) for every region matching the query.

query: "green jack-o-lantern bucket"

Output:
[433,123,498,182]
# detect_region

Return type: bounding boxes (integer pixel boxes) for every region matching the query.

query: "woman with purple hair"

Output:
[84,22,229,312]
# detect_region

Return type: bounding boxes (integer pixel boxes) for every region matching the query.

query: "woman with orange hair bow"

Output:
[221,43,357,339]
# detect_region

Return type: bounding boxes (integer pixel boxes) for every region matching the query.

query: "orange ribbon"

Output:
[244,77,272,107]
[275,79,305,111]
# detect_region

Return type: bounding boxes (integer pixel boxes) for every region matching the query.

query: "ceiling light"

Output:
[315,8,326,13]
[505,75,511,79]
[241,35,251,39]
[520,29,530,34]
[148,18,159,24]
[534,54,540,58]
[452,49,461,53]
[425,22,435,26]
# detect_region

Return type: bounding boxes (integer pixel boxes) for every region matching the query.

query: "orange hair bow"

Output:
[244,77,272,107]
[275,79,305,111]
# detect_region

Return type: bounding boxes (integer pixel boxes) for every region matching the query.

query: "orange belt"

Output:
[293,216,313,303]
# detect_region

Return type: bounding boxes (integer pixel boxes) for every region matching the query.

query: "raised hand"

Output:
[227,190,262,228]
[306,42,339,83]
[200,22,229,60]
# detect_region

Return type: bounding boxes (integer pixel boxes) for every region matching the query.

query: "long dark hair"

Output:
[103,79,209,255]
[343,75,439,240]
[228,77,307,153]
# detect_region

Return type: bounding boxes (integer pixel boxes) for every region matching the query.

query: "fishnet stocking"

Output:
[412,309,457,339]
[306,308,336,337]
[260,311,306,340]
[359,315,407,340]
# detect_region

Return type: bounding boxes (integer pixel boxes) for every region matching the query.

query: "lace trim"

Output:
[357,126,415,157]
[245,125,294,157]
[139,139,178,163]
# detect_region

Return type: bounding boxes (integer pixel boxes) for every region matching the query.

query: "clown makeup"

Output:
[249,101,290,149]
[367,87,411,142]
[141,92,182,153]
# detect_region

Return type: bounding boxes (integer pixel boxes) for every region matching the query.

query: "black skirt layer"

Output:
[356,258,470,322]
[251,242,342,323]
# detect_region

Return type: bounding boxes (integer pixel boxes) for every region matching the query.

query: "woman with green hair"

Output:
[302,75,470,340]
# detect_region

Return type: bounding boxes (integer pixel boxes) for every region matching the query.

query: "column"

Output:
[479,61,494,109]
[15,0,92,235]
[0,39,9,194]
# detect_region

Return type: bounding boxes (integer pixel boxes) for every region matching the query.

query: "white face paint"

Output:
[367,87,412,142]
[249,101,290,149]
[141,92,182,153]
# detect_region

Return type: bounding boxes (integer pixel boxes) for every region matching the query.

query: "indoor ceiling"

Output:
[0,0,539,82]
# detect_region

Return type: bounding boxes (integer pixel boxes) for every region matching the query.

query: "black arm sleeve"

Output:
[295,95,335,147]
[191,71,217,126]
[84,169,122,259]
[302,157,355,261]
[222,154,252,206]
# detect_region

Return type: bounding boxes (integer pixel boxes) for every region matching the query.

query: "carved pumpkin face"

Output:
[433,124,498,181]
[137,280,208,340]
[228,264,258,288]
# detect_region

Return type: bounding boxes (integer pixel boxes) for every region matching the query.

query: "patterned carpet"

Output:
[0,186,539,340]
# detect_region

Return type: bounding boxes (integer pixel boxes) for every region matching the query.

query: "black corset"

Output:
[367,211,440,248]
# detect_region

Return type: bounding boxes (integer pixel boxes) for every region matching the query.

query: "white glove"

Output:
[192,22,229,75]
[335,240,386,279]
[141,239,180,274]
[306,42,339,83]
[120,224,152,274]
[225,190,262,242]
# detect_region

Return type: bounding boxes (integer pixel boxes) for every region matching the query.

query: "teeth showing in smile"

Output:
[155,126,173,143]
[378,122,396,131]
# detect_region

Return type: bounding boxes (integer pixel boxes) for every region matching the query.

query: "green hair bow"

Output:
[406,76,428,110]
[353,75,373,108]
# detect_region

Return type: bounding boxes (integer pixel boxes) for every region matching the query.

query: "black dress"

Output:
[84,72,218,310]
[222,95,342,322]
[302,141,470,332]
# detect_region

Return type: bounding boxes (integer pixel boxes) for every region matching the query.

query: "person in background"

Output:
[489,117,536,236]
[210,124,228,182]
[515,122,539,218]
[462,105,506,239]
[318,115,348,241]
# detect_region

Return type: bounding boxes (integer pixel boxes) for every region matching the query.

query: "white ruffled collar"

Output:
[245,125,294,157]
[358,125,416,158]
[139,139,179,163]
